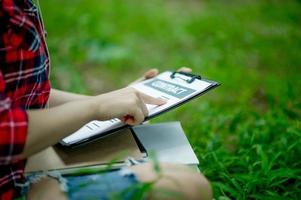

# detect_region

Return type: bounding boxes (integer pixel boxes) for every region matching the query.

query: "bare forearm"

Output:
[23,99,96,158]
[23,87,165,158]
[49,88,92,107]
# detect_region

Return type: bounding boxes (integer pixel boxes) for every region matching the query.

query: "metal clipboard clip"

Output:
[170,71,202,84]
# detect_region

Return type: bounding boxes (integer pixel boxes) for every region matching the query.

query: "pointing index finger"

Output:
[138,92,167,106]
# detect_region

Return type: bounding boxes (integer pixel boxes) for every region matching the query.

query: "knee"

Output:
[163,165,212,200]
[27,177,67,200]
[129,162,212,200]
[191,171,213,200]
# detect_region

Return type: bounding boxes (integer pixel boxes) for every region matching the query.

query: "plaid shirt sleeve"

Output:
[0,0,36,166]
[0,71,28,166]
[0,0,51,198]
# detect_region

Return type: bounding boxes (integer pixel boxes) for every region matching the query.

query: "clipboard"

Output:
[60,71,220,147]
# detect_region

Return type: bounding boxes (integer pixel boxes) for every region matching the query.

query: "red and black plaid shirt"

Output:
[0,0,50,199]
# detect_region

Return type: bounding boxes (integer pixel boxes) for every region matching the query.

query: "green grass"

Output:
[40,0,301,199]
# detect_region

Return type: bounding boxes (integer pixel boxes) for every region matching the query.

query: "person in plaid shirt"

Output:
[0,0,212,199]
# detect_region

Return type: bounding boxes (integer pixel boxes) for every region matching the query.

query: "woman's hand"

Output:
[129,67,192,85]
[92,87,166,125]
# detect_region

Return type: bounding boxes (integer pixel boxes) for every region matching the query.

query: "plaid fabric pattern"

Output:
[0,0,50,198]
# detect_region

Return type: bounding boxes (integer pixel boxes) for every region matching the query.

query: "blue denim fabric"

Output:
[18,168,138,200]
[17,171,68,196]
[65,169,138,200]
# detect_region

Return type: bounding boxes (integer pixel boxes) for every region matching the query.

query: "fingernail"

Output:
[145,69,159,78]
[158,98,167,104]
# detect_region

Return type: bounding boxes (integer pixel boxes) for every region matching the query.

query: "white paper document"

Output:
[62,71,217,146]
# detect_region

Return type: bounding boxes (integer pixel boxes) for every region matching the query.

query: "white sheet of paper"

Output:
[62,71,212,145]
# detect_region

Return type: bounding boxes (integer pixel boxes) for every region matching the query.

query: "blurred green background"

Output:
[40,0,301,199]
